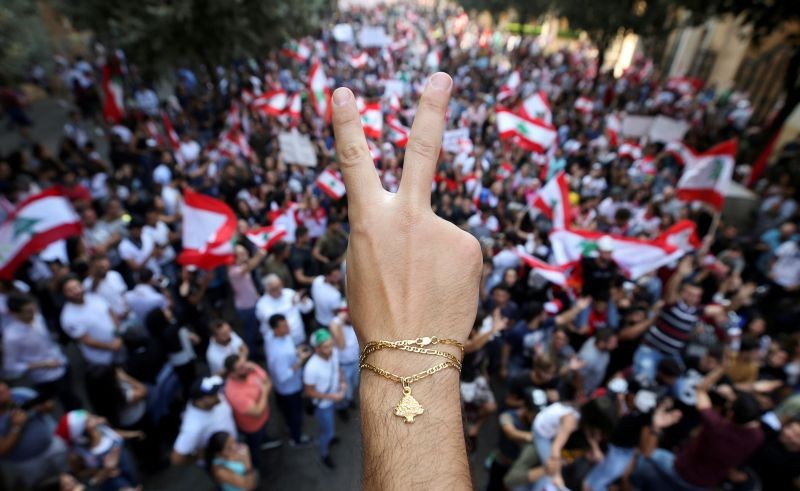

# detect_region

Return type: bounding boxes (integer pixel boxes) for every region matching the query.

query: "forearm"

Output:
[361,352,470,490]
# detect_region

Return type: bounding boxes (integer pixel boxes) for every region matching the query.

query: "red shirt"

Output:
[224,365,269,433]
[674,408,764,487]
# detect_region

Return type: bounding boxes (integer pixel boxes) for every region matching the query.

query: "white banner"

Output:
[648,116,689,143]
[442,128,473,154]
[332,24,355,44]
[622,115,654,138]
[279,131,318,167]
[358,26,390,48]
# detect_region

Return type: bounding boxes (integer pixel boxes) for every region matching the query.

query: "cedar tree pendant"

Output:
[394,386,424,423]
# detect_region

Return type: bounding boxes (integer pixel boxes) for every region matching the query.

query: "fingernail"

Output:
[429,72,452,91]
[332,87,353,106]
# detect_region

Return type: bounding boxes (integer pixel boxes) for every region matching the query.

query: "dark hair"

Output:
[271,241,288,255]
[7,292,35,313]
[580,396,618,438]
[205,431,231,473]
[740,336,759,353]
[656,359,681,378]
[135,268,154,284]
[209,319,227,331]
[491,283,511,295]
[295,225,309,238]
[322,262,340,277]
[85,364,126,428]
[223,354,241,375]
[59,274,81,293]
[523,302,544,321]
[731,392,761,425]
[269,313,287,329]
[595,328,616,344]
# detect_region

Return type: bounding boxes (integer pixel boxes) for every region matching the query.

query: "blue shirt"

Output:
[265,333,303,395]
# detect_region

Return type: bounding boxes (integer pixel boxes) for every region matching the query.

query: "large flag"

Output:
[177,189,237,269]
[386,115,409,148]
[286,93,302,124]
[253,90,288,116]
[665,141,696,166]
[676,140,737,210]
[281,40,312,62]
[308,61,331,122]
[360,102,383,139]
[531,171,571,229]
[316,169,346,200]
[496,108,557,153]
[657,220,701,253]
[520,91,552,124]
[245,226,288,251]
[515,246,570,286]
[618,141,642,160]
[101,60,124,124]
[549,229,682,280]
[0,190,82,279]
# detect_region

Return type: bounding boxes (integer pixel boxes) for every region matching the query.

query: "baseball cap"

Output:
[598,235,614,252]
[310,328,332,348]
[189,375,224,400]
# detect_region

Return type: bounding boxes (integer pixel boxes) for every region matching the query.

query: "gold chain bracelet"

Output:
[359,336,464,423]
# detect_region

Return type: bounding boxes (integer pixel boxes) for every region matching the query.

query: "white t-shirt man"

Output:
[255,288,314,345]
[303,351,340,409]
[173,397,237,457]
[60,294,118,365]
[118,234,160,276]
[143,221,176,265]
[772,241,800,289]
[311,276,341,327]
[179,140,202,165]
[124,284,168,322]
[206,332,245,375]
[83,270,128,316]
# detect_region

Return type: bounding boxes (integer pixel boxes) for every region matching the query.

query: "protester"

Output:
[303,329,345,468]
[206,319,248,376]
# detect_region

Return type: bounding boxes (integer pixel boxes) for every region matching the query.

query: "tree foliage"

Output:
[60,0,328,78]
[0,0,53,81]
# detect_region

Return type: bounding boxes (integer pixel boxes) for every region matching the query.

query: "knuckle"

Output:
[419,95,447,115]
[405,137,440,161]
[337,142,368,168]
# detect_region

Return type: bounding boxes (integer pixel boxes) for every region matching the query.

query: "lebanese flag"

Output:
[387,94,402,112]
[0,190,82,279]
[101,61,124,124]
[606,113,622,147]
[281,41,312,62]
[386,115,409,148]
[286,93,302,123]
[308,61,331,122]
[496,108,557,153]
[253,90,288,116]
[316,169,346,200]
[618,141,642,160]
[632,155,657,177]
[665,141,696,166]
[267,203,299,243]
[177,189,236,269]
[218,128,252,160]
[497,162,514,181]
[531,171,571,229]
[350,52,369,69]
[676,140,737,210]
[574,96,594,114]
[245,226,288,251]
[497,70,521,101]
[520,91,552,124]
[360,102,383,139]
[162,112,180,151]
[549,228,682,280]
[514,246,570,286]
[658,220,701,253]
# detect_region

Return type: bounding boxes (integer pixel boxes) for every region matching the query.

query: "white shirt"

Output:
[124,284,168,322]
[206,333,244,375]
[533,402,580,439]
[772,241,800,288]
[265,332,303,395]
[467,213,500,234]
[173,397,237,456]
[118,235,160,275]
[3,314,67,383]
[335,322,360,365]
[179,140,201,164]
[303,351,340,409]
[143,221,176,265]
[311,276,341,327]
[60,294,117,365]
[255,289,313,345]
[83,271,128,316]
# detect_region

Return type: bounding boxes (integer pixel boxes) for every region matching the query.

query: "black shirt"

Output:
[581,257,619,300]
[748,424,800,490]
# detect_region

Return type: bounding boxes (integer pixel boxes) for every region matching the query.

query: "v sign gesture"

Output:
[332,72,480,489]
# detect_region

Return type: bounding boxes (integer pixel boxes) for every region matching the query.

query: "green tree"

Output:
[60,0,327,94]
[0,0,53,81]
[674,0,800,156]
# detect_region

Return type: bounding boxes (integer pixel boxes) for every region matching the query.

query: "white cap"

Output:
[598,235,614,252]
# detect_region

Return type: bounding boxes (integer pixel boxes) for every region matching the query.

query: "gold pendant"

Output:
[394,386,424,423]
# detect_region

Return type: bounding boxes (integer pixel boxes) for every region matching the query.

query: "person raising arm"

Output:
[332,72,481,490]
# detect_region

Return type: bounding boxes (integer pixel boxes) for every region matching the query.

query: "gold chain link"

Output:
[359,360,460,386]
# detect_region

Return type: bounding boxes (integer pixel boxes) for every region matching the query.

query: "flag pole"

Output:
[699,208,722,257]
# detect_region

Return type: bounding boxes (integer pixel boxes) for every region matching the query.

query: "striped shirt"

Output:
[643,301,701,355]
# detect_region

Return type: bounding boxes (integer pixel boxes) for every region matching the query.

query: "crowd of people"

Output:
[2,2,800,491]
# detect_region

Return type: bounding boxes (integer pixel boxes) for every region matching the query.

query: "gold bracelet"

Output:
[359,336,464,423]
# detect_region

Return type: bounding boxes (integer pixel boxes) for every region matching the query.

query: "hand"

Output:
[188,333,201,345]
[109,338,123,351]
[332,390,346,403]
[653,399,682,431]
[39,359,63,369]
[752,379,783,393]
[568,356,586,372]
[9,409,27,427]
[677,255,694,276]
[331,74,482,345]
[544,456,562,476]
[575,296,592,311]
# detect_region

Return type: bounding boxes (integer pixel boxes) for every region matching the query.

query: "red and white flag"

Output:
[531,171,571,229]
[308,61,331,122]
[676,140,736,210]
[360,102,383,139]
[368,140,382,162]
[496,108,557,153]
[497,162,514,181]
[177,189,237,269]
[350,52,369,69]
[245,226,288,251]
[657,220,701,253]
[0,190,82,279]
[520,91,552,124]
[550,229,683,280]
[386,115,409,148]
[286,92,302,123]
[316,169,346,200]
[618,141,642,160]
[574,96,594,114]
[606,113,622,147]
[387,94,402,112]
[281,41,311,62]
[253,90,288,116]
[101,61,124,124]
[162,112,181,151]
[497,70,521,101]
[514,246,570,286]
[665,141,696,166]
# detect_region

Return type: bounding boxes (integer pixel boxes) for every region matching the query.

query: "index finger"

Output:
[331,87,384,212]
